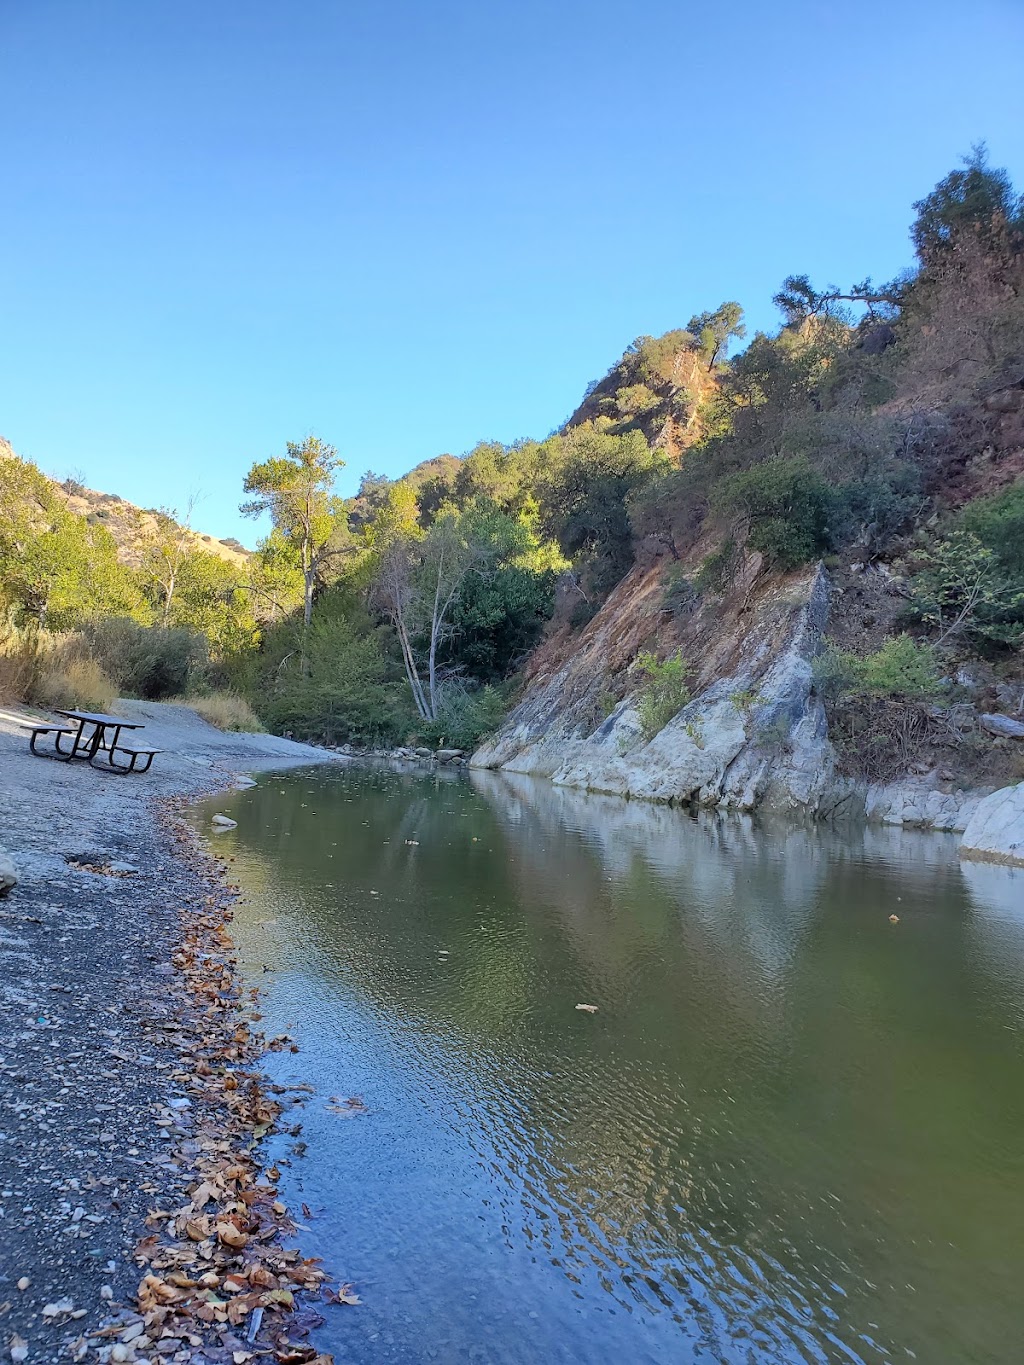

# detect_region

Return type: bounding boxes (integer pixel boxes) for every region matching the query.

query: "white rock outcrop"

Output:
[863,781,983,832]
[474,562,842,814]
[959,784,1024,866]
[0,850,17,897]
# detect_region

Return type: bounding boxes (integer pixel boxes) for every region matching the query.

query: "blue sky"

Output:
[2,0,1023,544]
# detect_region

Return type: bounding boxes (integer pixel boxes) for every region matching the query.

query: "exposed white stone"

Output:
[960,784,1024,866]
[864,782,983,832]
[0,850,17,897]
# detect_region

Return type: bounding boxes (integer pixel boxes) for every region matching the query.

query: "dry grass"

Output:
[0,624,117,713]
[33,656,116,712]
[176,692,263,733]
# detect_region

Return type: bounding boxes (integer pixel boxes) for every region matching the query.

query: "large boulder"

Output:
[0,850,17,897]
[960,784,1024,866]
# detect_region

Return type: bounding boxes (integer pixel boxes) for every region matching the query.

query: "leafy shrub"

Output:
[730,687,762,711]
[83,618,209,699]
[694,538,739,594]
[416,684,510,751]
[634,650,692,742]
[859,635,944,696]
[713,457,837,569]
[959,484,1024,578]
[253,601,410,747]
[813,635,943,700]
[662,565,698,615]
[683,719,706,749]
[178,692,263,732]
[911,529,1024,647]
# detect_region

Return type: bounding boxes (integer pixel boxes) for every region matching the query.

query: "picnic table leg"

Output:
[101,725,125,767]
[55,719,89,760]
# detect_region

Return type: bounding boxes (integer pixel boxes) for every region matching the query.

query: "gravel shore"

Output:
[0,701,338,1363]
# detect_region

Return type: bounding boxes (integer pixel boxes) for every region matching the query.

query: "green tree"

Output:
[443,505,557,681]
[138,497,199,626]
[911,145,1023,263]
[241,436,348,631]
[686,302,746,369]
[539,425,668,597]
[0,454,146,628]
[168,549,258,655]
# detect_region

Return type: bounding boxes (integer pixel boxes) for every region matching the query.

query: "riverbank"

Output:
[0,701,340,1364]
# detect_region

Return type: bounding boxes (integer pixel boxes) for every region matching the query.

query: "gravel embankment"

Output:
[0,701,338,1362]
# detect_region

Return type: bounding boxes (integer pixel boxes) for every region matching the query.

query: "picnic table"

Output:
[24,709,161,773]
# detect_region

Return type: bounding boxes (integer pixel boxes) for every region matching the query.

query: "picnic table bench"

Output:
[23,709,161,774]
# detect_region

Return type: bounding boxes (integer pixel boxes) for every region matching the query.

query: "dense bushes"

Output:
[712,458,836,569]
[959,483,1024,578]
[82,619,209,699]
[415,684,510,751]
[239,597,407,746]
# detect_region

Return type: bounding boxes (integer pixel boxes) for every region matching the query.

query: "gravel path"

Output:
[0,702,338,1362]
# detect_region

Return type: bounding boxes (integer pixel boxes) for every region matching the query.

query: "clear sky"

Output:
[2,0,1023,544]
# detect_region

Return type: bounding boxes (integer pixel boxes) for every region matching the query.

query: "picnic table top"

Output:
[54,709,145,729]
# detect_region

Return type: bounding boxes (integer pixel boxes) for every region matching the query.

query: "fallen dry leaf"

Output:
[216,1223,250,1250]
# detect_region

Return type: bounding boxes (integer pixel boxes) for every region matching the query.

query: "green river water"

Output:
[194,763,1024,1364]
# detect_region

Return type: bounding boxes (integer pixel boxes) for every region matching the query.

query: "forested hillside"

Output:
[3,148,1023,773]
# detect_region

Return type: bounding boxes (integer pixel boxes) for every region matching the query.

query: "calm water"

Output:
[194,764,1024,1364]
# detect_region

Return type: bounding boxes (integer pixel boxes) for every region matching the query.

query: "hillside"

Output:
[0,435,250,569]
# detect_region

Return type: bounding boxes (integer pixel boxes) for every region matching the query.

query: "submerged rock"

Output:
[960,784,1024,866]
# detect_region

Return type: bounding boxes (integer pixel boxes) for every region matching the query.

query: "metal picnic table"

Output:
[24,709,161,773]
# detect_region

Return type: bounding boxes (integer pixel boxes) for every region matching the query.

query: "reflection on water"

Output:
[194,764,1024,1364]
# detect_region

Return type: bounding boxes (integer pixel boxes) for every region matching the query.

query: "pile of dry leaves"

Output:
[87,801,350,1365]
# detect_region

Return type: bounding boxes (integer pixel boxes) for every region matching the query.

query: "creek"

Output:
[193,763,1024,1364]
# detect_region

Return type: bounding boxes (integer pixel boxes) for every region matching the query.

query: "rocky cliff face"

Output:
[474,551,851,815]
[472,551,1015,834]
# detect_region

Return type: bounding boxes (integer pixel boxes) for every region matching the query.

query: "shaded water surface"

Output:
[194,765,1024,1364]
